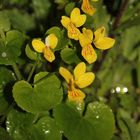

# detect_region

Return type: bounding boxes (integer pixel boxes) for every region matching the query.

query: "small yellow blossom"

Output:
[59,62,95,102]
[79,28,97,64]
[61,8,86,40]
[32,34,58,62]
[81,0,96,16]
[79,27,115,63]
[93,26,115,50]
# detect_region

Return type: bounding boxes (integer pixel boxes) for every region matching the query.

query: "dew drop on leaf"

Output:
[1,52,7,57]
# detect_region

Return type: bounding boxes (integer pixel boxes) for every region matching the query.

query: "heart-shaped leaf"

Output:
[13,72,63,113]
[54,102,115,140]
[6,109,62,140]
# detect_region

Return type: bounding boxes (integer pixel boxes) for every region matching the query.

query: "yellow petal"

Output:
[94,26,105,42]
[94,37,115,50]
[82,28,93,41]
[70,8,86,27]
[75,72,95,88]
[79,28,93,47]
[67,23,81,40]
[61,16,71,29]
[59,67,73,83]
[32,39,45,53]
[43,47,55,62]
[74,62,86,81]
[68,88,85,103]
[45,34,58,49]
[81,44,97,64]
[81,0,96,16]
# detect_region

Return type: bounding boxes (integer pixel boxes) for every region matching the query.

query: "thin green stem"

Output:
[27,62,37,82]
[12,63,22,80]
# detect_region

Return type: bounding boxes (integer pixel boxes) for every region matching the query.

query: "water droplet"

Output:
[134,13,138,17]
[109,21,113,25]
[111,89,115,94]
[123,87,128,93]
[2,52,7,57]
[44,130,50,134]
[116,87,121,93]
[96,115,99,119]
[2,81,5,85]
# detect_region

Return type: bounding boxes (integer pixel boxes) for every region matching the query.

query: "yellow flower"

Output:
[79,27,115,63]
[81,0,96,16]
[79,28,97,64]
[59,62,95,102]
[61,8,86,40]
[32,34,58,62]
[93,26,115,50]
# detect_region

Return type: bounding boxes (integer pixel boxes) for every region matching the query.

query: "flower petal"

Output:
[70,8,86,27]
[76,72,95,88]
[94,26,105,42]
[67,23,81,40]
[45,34,58,49]
[81,0,96,16]
[94,37,115,50]
[74,62,86,81]
[68,88,85,103]
[81,44,97,64]
[79,28,93,47]
[43,47,55,62]
[61,16,71,29]
[32,39,45,53]
[59,67,73,83]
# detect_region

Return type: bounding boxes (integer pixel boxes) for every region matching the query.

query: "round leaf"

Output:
[61,48,80,64]
[6,109,62,140]
[54,102,115,140]
[13,73,63,113]
[0,30,25,65]
[25,44,38,60]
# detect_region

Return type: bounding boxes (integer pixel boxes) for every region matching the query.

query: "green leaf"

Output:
[0,30,25,65]
[46,26,62,39]
[6,109,62,140]
[86,0,110,31]
[54,102,115,140]
[0,67,15,115]
[13,72,63,113]
[137,61,140,87]
[46,27,69,51]
[25,44,38,61]
[119,15,140,30]
[117,109,138,140]
[65,2,75,15]
[9,0,28,5]
[121,25,140,61]
[0,11,10,31]
[32,0,51,19]
[7,9,35,32]
[61,48,80,64]
[0,127,12,140]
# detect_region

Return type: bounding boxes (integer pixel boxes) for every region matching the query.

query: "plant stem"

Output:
[113,0,129,30]
[12,63,22,80]
[27,62,37,82]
